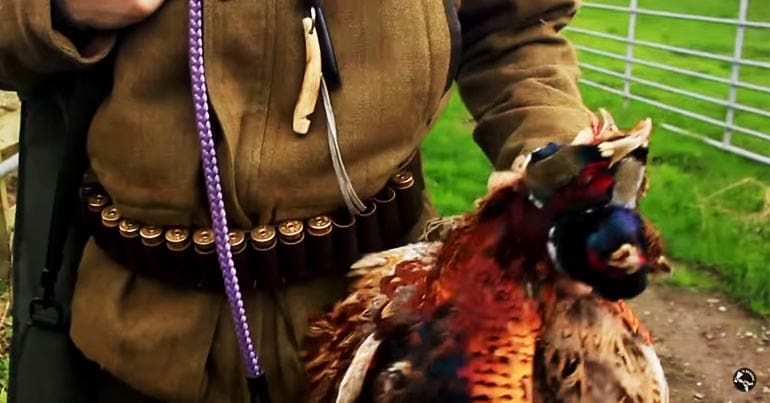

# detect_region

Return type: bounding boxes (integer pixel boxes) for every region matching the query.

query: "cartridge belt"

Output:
[81,153,424,291]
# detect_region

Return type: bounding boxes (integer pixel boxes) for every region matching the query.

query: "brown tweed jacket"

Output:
[0,0,591,401]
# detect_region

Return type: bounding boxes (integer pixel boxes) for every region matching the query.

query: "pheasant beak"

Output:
[599,108,619,134]
[608,243,647,274]
[597,117,652,167]
[650,255,674,275]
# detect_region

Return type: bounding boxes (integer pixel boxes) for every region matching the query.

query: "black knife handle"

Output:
[309,5,341,90]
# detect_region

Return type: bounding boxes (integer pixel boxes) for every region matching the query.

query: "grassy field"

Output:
[422,0,770,316]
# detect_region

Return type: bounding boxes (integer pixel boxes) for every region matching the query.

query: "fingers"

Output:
[60,0,166,30]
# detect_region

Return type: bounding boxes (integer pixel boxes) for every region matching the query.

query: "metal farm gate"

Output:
[565,0,770,165]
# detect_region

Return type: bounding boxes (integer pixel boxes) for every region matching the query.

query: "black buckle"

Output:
[28,266,66,330]
[29,297,65,330]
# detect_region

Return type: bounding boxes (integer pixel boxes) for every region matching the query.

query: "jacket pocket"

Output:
[442,0,462,92]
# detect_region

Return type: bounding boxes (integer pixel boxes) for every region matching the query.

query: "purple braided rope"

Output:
[187,0,262,378]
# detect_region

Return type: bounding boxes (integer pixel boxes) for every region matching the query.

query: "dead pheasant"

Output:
[302,110,670,403]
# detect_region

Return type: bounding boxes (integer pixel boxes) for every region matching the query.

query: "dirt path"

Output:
[629,283,770,402]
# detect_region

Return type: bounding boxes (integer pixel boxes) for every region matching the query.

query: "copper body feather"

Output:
[301,111,669,403]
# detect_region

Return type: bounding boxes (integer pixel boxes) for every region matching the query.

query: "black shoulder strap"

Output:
[23,59,112,328]
[9,56,114,402]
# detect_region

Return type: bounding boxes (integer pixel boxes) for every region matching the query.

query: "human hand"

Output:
[54,0,166,30]
[487,110,651,201]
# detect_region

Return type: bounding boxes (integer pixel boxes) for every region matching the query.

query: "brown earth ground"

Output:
[629,283,770,402]
[1,91,769,402]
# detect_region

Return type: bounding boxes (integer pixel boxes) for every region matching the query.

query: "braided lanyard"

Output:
[187,1,352,400]
[187,1,268,401]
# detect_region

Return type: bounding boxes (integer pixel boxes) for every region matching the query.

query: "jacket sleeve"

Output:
[0,0,116,92]
[456,0,592,170]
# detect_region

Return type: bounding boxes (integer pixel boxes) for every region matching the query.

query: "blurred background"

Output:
[0,0,768,400]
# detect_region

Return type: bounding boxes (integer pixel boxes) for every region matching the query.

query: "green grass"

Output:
[659,261,722,291]
[422,99,489,215]
[422,0,770,317]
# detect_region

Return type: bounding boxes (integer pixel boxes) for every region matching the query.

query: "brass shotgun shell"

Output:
[165,227,191,251]
[100,206,121,228]
[278,220,304,243]
[193,229,216,254]
[390,171,415,190]
[250,225,277,249]
[88,194,109,213]
[307,215,332,237]
[229,231,246,253]
[140,225,164,247]
[118,219,140,238]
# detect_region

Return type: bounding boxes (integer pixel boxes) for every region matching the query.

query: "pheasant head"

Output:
[479,110,668,301]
